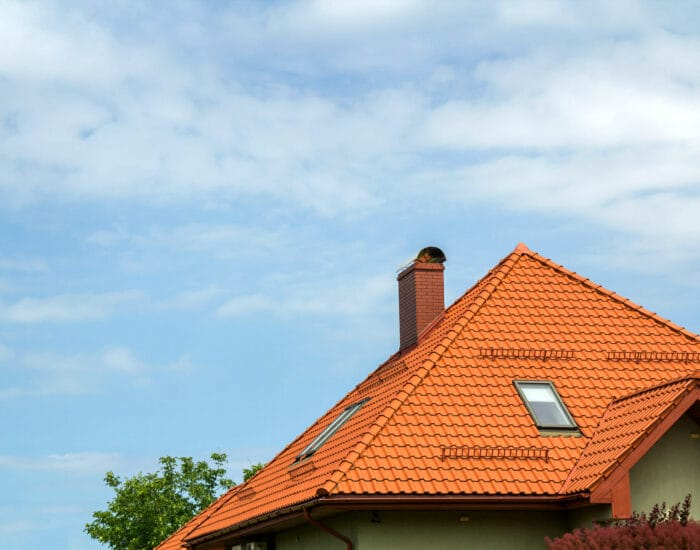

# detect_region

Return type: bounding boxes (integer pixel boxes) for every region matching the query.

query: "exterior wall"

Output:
[566,504,611,529]
[276,510,568,550]
[275,513,360,549]
[630,414,700,518]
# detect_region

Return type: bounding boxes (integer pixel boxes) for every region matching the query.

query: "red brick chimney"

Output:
[397,247,446,352]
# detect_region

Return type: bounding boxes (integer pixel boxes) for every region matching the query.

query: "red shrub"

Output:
[546,495,700,550]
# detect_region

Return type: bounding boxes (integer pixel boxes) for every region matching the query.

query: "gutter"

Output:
[186,492,590,546]
[303,507,353,550]
[322,493,588,509]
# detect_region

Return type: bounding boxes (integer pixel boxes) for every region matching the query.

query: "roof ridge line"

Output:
[448,244,527,316]
[610,372,699,404]
[318,246,525,496]
[522,248,700,344]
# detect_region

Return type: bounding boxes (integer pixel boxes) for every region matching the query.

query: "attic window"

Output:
[295,398,369,462]
[514,381,577,430]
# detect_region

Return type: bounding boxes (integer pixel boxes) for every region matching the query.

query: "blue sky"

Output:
[2,1,700,547]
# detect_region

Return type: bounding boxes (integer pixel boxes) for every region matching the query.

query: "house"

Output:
[157,243,700,550]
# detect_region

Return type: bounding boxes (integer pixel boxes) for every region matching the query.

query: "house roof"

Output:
[158,243,700,548]
[562,372,700,495]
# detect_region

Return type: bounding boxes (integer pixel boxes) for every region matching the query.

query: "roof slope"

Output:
[562,373,700,494]
[160,243,700,548]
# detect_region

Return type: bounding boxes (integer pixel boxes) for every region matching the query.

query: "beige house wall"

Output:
[566,504,611,530]
[275,510,568,550]
[630,414,700,519]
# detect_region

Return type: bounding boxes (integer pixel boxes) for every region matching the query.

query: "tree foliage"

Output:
[242,462,264,482]
[546,494,700,550]
[85,453,233,550]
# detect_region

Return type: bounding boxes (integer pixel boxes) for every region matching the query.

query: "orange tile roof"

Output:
[158,243,700,548]
[561,374,700,494]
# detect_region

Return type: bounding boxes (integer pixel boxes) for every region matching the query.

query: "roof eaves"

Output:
[185,488,593,547]
[184,497,318,547]
[159,483,245,549]
[318,245,526,496]
[321,492,589,509]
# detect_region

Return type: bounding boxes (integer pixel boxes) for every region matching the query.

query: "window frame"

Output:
[513,380,578,431]
[295,398,369,462]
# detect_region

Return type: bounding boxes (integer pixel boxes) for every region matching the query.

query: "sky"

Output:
[2,0,700,547]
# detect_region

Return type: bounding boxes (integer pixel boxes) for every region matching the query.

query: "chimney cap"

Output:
[415,246,446,264]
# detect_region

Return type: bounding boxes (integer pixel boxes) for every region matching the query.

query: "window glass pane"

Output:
[515,381,576,429]
[520,385,554,402]
[528,400,569,426]
[296,398,368,461]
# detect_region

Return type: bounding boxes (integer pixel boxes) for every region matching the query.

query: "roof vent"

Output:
[397,246,446,352]
[416,246,446,264]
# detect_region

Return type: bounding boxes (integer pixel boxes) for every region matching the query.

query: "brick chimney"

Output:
[397,247,446,352]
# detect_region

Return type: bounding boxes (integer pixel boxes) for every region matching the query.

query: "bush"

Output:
[546,495,700,550]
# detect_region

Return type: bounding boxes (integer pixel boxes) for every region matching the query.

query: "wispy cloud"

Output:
[0,285,243,324]
[0,519,39,535]
[0,347,192,399]
[216,294,274,317]
[88,223,284,260]
[0,257,48,272]
[0,452,124,474]
[216,274,393,318]
[0,290,142,323]
[0,0,696,272]
[151,287,224,311]
[0,343,11,362]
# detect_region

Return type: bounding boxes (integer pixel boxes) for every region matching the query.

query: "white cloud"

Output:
[425,34,700,150]
[427,145,700,244]
[0,343,11,362]
[0,1,162,85]
[0,347,192,398]
[0,519,39,535]
[152,288,223,311]
[216,274,393,319]
[0,1,699,263]
[0,452,122,474]
[0,257,48,272]
[305,0,423,29]
[0,285,227,323]
[216,294,275,317]
[0,451,155,476]
[88,224,285,259]
[0,290,141,323]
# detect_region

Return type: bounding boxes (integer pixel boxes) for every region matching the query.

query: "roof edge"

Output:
[319,245,526,495]
[156,482,246,549]
[561,377,700,496]
[184,497,321,546]
[185,492,591,546]
[590,385,700,501]
[521,248,700,343]
[322,492,589,508]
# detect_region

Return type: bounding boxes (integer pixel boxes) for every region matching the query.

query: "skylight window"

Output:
[295,398,369,462]
[514,381,577,430]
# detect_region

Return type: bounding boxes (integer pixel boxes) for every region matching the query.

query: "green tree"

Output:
[242,462,264,482]
[85,453,233,550]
